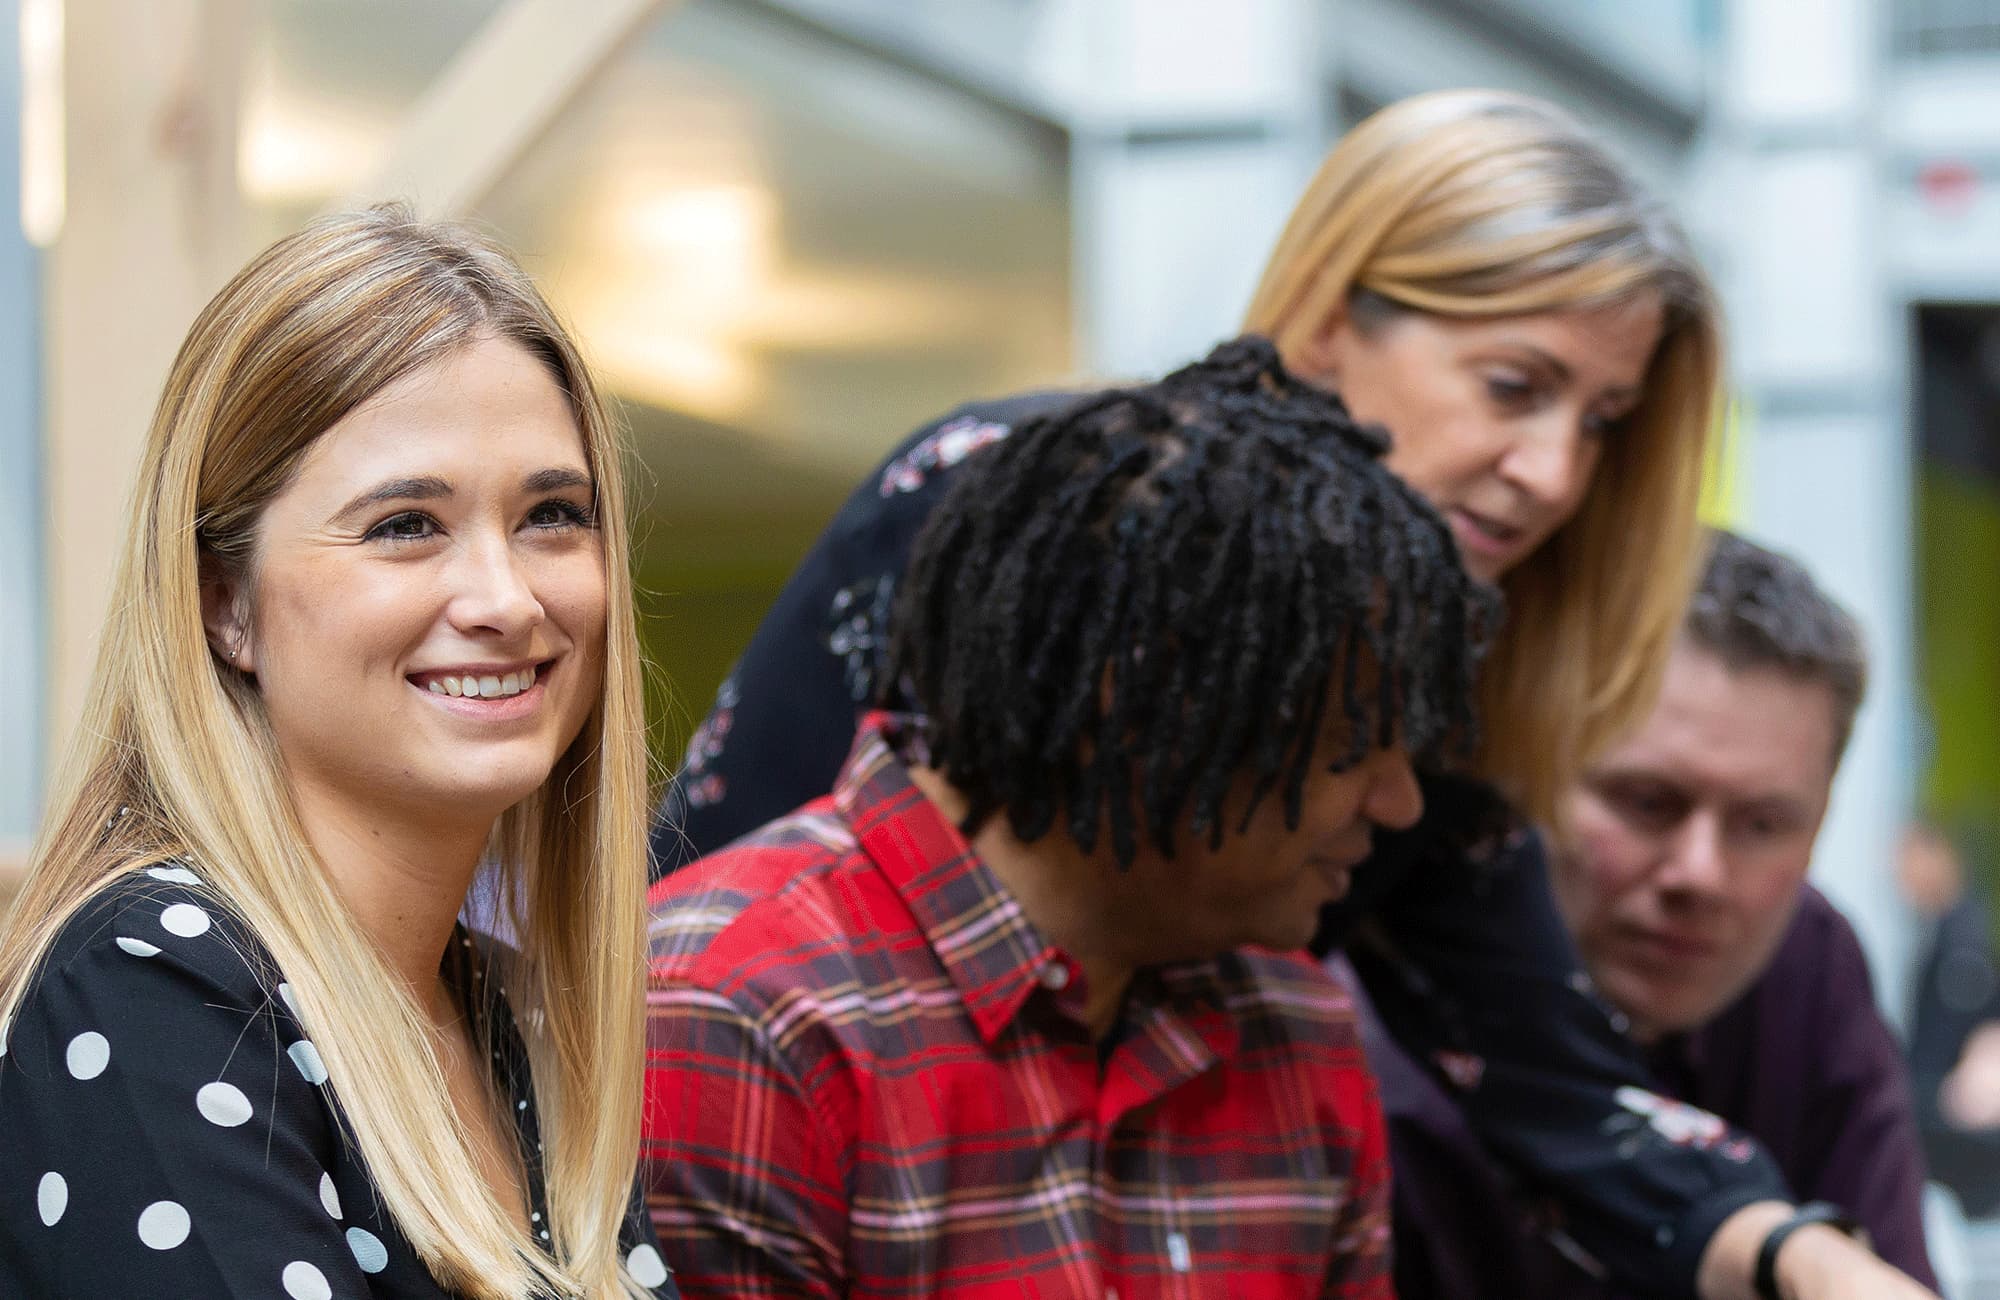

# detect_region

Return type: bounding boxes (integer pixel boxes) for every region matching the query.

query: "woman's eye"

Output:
[1583,408,1634,439]
[525,499,596,532]
[365,511,438,543]
[1483,373,1539,408]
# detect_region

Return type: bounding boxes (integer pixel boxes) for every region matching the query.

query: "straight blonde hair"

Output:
[0,207,654,1299]
[1244,89,1719,824]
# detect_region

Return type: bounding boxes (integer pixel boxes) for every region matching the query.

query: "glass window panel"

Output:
[492,4,1069,757]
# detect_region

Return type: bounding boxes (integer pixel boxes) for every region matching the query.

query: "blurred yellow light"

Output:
[238,52,385,204]
[556,181,778,420]
[587,320,756,422]
[615,182,776,323]
[561,177,1007,424]
[1700,398,1748,528]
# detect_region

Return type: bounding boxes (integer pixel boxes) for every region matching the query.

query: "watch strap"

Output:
[1754,1201,1862,1300]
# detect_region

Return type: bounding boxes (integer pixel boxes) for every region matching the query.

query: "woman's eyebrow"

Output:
[328,467,592,529]
[523,466,593,495]
[1495,342,1642,402]
[1490,341,1569,384]
[329,475,452,527]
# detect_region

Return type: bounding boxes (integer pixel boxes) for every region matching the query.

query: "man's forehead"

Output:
[1586,646,1840,801]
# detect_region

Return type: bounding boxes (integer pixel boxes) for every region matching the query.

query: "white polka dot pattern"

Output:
[65,1032,109,1080]
[36,1172,66,1226]
[287,1040,328,1085]
[628,1243,671,1287]
[137,1200,191,1250]
[282,1259,332,1300]
[159,903,211,938]
[0,877,674,1298]
[347,1225,389,1273]
[196,1081,253,1128]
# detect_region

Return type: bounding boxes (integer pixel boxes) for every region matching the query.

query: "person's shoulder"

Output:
[1774,885,1873,988]
[857,388,1091,502]
[2,863,294,1094]
[1742,886,1885,1059]
[1790,881,1850,931]
[36,861,270,993]
[645,801,872,982]
[911,388,1094,449]
[946,387,1089,428]
[1224,947,1367,1040]
[1220,952,1385,1133]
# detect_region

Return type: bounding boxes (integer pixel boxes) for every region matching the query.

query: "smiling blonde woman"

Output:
[0,207,670,1299]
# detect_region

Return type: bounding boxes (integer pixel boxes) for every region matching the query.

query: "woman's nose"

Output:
[1496,417,1592,510]
[449,536,546,636]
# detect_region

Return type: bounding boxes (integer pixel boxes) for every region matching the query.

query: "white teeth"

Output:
[424,668,538,700]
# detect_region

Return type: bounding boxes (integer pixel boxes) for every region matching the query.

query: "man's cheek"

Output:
[1573,825,1655,908]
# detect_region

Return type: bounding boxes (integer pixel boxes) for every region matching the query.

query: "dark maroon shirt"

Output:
[1367,882,1938,1298]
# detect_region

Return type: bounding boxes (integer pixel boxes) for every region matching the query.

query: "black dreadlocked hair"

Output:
[884,335,1502,867]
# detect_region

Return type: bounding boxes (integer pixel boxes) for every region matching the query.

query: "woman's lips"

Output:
[408,658,556,722]
[1447,507,1525,560]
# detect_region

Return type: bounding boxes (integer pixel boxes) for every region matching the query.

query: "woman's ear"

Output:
[1290,310,1353,392]
[199,554,256,674]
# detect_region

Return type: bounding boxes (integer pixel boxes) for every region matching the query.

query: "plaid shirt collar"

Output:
[832,711,1233,1048]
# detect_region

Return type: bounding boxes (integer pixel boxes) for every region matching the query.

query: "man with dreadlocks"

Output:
[640,338,1496,1299]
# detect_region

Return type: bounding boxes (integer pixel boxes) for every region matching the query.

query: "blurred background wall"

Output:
[2,0,1995,1140]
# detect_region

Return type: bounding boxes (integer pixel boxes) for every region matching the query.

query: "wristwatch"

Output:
[1754,1201,1866,1300]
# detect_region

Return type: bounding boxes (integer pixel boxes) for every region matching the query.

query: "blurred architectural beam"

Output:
[1706,0,1914,1019]
[1403,0,1701,135]
[1061,0,1327,379]
[2,0,44,866]
[345,0,674,218]
[43,0,248,774]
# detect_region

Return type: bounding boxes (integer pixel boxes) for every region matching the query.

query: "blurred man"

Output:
[638,341,1497,1299]
[1902,820,2000,1216]
[1373,530,1938,1298]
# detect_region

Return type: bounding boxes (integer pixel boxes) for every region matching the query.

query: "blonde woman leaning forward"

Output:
[649,91,1934,1300]
[0,208,674,1300]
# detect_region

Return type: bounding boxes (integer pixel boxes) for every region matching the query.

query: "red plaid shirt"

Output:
[642,714,1391,1299]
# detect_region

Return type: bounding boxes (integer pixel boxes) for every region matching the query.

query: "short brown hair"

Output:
[1685,530,1868,767]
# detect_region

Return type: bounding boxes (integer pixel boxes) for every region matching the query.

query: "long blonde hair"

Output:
[0,207,653,1299]
[1244,89,1719,824]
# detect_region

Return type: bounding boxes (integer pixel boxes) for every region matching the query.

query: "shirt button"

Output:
[1039,963,1071,991]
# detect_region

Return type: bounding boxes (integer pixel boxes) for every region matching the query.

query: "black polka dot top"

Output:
[0,864,677,1298]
